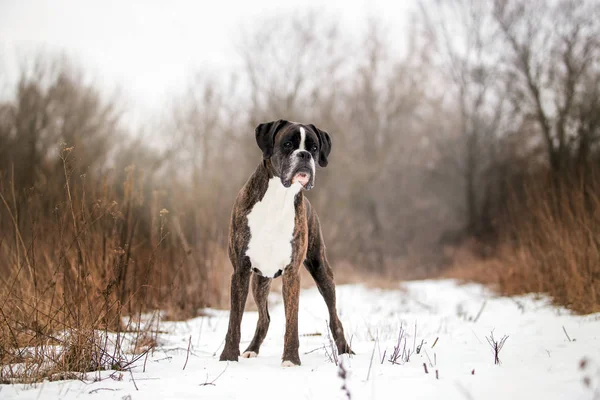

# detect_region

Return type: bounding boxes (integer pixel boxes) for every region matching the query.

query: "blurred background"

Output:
[1,0,599,335]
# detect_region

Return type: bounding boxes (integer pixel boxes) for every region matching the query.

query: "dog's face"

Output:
[255,120,331,190]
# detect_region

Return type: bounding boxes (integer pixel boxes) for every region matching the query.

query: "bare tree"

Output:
[420,0,511,238]
[237,9,347,124]
[333,18,435,270]
[493,0,600,172]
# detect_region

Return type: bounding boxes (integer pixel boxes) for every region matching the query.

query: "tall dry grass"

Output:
[501,170,600,312]
[446,168,600,314]
[0,146,227,383]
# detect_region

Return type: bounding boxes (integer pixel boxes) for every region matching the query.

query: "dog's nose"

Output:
[297,151,311,160]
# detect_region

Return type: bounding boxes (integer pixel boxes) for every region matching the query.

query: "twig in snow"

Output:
[435,370,439,379]
[324,321,339,366]
[562,326,573,342]
[432,337,439,348]
[143,350,149,373]
[212,337,226,357]
[413,322,418,353]
[366,338,377,381]
[88,388,118,394]
[471,329,483,344]
[473,300,487,323]
[162,347,199,357]
[153,356,172,362]
[183,335,192,370]
[423,363,429,374]
[388,324,406,364]
[129,369,138,391]
[423,349,434,367]
[485,331,509,365]
[109,372,123,381]
[304,345,327,355]
[200,364,229,387]
[388,323,414,365]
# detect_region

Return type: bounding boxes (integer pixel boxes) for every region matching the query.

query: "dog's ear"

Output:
[255,120,288,160]
[309,124,332,167]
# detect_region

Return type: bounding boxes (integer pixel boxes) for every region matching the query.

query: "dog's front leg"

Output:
[220,266,251,362]
[281,270,301,366]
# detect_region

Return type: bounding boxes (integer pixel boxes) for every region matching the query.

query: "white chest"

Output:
[245,177,302,278]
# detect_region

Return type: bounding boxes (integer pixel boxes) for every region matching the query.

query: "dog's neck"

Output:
[259,159,303,196]
[261,159,277,180]
[243,160,303,209]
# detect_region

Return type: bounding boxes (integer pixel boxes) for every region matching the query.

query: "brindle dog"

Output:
[219,120,353,366]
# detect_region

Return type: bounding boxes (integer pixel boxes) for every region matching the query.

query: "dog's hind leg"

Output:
[242,273,272,357]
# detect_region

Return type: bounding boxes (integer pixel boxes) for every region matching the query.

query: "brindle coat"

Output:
[219,121,352,366]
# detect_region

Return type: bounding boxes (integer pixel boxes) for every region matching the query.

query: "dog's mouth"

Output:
[292,171,310,187]
[292,167,313,189]
[282,167,314,190]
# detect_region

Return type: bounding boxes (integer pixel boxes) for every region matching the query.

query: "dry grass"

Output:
[0,146,227,383]
[445,170,600,314]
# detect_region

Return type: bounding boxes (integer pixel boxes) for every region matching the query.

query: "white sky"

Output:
[0,0,414,124]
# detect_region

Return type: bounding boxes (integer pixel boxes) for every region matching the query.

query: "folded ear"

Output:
[255,120,288,159]
[309,124,332,167]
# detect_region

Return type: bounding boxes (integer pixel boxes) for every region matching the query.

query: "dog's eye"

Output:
[311,145,318,152]
[283,142,293,149]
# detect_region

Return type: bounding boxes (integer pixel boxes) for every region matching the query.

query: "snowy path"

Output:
[3,280,600,399]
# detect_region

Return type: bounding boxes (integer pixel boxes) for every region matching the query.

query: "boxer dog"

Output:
[219,120,352,366]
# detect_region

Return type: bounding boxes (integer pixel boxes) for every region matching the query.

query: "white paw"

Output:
[241,351,258,358]
[339,353,351,364]
[281,360,298,367]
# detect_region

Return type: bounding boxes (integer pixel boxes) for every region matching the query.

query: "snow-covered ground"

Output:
[3,279,600,399]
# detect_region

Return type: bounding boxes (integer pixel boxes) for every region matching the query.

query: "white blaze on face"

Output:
[290,127,316,187]
[299,127,306,150]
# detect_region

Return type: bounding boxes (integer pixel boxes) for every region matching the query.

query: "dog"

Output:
[219,119,353,366]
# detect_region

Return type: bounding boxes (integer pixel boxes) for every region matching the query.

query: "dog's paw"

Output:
[281,360,301,367]
[338,342,355,355]
[219,349,239,362]
[339,353,353,364]
[241,351,258,358]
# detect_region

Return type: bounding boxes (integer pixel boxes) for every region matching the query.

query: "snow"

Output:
[2,279,599,399]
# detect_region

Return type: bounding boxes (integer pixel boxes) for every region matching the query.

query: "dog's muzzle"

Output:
[283,150,315,190]
[283,167,313,189]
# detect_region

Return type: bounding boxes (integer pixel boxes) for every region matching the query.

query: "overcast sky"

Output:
[0,0,413,124]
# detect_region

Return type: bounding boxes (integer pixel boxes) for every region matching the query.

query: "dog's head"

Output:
[255,120,331,190]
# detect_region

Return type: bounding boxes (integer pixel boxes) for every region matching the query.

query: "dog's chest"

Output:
[245,177,302,278]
